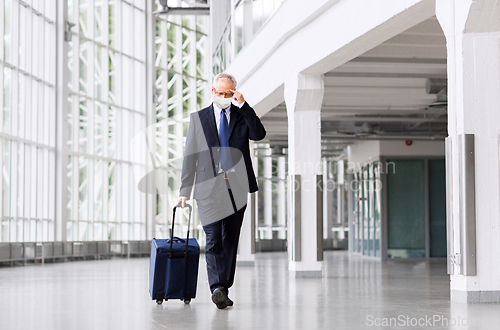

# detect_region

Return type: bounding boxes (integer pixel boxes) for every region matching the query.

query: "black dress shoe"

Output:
[211,288,228,309]
[226,297,234,306]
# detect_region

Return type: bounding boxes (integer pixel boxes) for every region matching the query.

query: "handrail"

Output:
[0,240,152,266]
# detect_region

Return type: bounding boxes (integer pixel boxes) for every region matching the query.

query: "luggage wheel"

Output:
[156,291,164,305]
[183,291,192,304]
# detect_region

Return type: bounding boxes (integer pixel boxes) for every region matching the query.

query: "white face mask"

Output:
[213,93,233,109]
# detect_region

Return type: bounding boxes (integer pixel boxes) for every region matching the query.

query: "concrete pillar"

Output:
[277,156,286,239]
[263,147,273,239]
[322,159,334,240]
[284,73,324,277]
[437,0,500,303]
[337,160,345,240]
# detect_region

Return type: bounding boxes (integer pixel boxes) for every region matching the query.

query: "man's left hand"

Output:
[230,89,245,105]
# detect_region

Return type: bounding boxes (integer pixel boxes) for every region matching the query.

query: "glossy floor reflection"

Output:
[0,251,498,329]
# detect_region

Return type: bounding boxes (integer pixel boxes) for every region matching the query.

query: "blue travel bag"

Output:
[149,203,200,304]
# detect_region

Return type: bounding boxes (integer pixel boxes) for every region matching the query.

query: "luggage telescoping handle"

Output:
[169,203,193,259]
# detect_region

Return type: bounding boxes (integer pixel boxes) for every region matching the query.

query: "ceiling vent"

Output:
[426,78,447,108]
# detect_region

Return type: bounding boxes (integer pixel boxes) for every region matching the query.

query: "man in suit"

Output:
[177,73,266,309]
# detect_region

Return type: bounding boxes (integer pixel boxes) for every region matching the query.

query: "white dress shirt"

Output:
[213,100,246,174]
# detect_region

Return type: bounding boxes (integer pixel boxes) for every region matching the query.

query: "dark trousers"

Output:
[202,203,247,294]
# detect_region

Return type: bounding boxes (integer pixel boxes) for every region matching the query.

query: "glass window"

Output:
[95,45,105,101]
[3,67,12,134]
[78,157,89,220]
[121,110,130,160]
[108,106,116,158]
[95,0,104,43]
[43,85,51,145]
[234,4,244,53]
[79,0,90,38]
[4,0,12,63]
[121,164,129,223]
[154,13,207,243]
[16,143,25,218]
[29,147,36,218]
[108,161,116,222]
[108,0,118,48]
[41,149,49,219]
[134,61,145,112]
[95,102,103,156]
[0,1,60,244]
[18,73,26,139]
[253,0,263,33]
[121,2,133,56]
[67,155,75,220]
[44,0,56,22]
[134,8,146,61]
[94,160,103,221]
[121,56,132,108]
[19,5,28,71]
[79,98,89,153]
[79,38,90,95]
[32,14,43,79]
[214,0,284,71]
[108,50,118,104]
[45,23,56,85]
[0,0,205,243]
[36,148,44,218]
[2,140,11,217]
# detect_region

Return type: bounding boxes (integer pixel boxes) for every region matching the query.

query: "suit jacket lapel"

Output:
[202,104,220,146]
[228,103,240,140]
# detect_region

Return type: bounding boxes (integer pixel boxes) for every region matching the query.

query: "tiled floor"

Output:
[0,251,498,329]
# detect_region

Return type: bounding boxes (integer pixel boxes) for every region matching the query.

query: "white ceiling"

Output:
[260,16,448,157]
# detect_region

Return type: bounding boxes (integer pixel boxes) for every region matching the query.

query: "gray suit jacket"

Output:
[179,102,266,200]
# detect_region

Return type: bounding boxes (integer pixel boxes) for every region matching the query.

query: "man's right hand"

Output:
[178,196,187,208]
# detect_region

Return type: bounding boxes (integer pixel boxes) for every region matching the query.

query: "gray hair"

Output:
[213,73,237,89]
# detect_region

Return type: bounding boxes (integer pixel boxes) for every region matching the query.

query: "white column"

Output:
[145,0,156,240]
[322,159,334,240]
[263,147,273,239]
[277,156,286,239]
[437,0,500,303]
[337,160,345,240]
[284,73,324,277]
[55,0,69,241]
[237,141,256,265]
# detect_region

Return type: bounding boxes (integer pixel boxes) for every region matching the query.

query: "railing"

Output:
[0,240,152,266]
[212,0,286,74]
